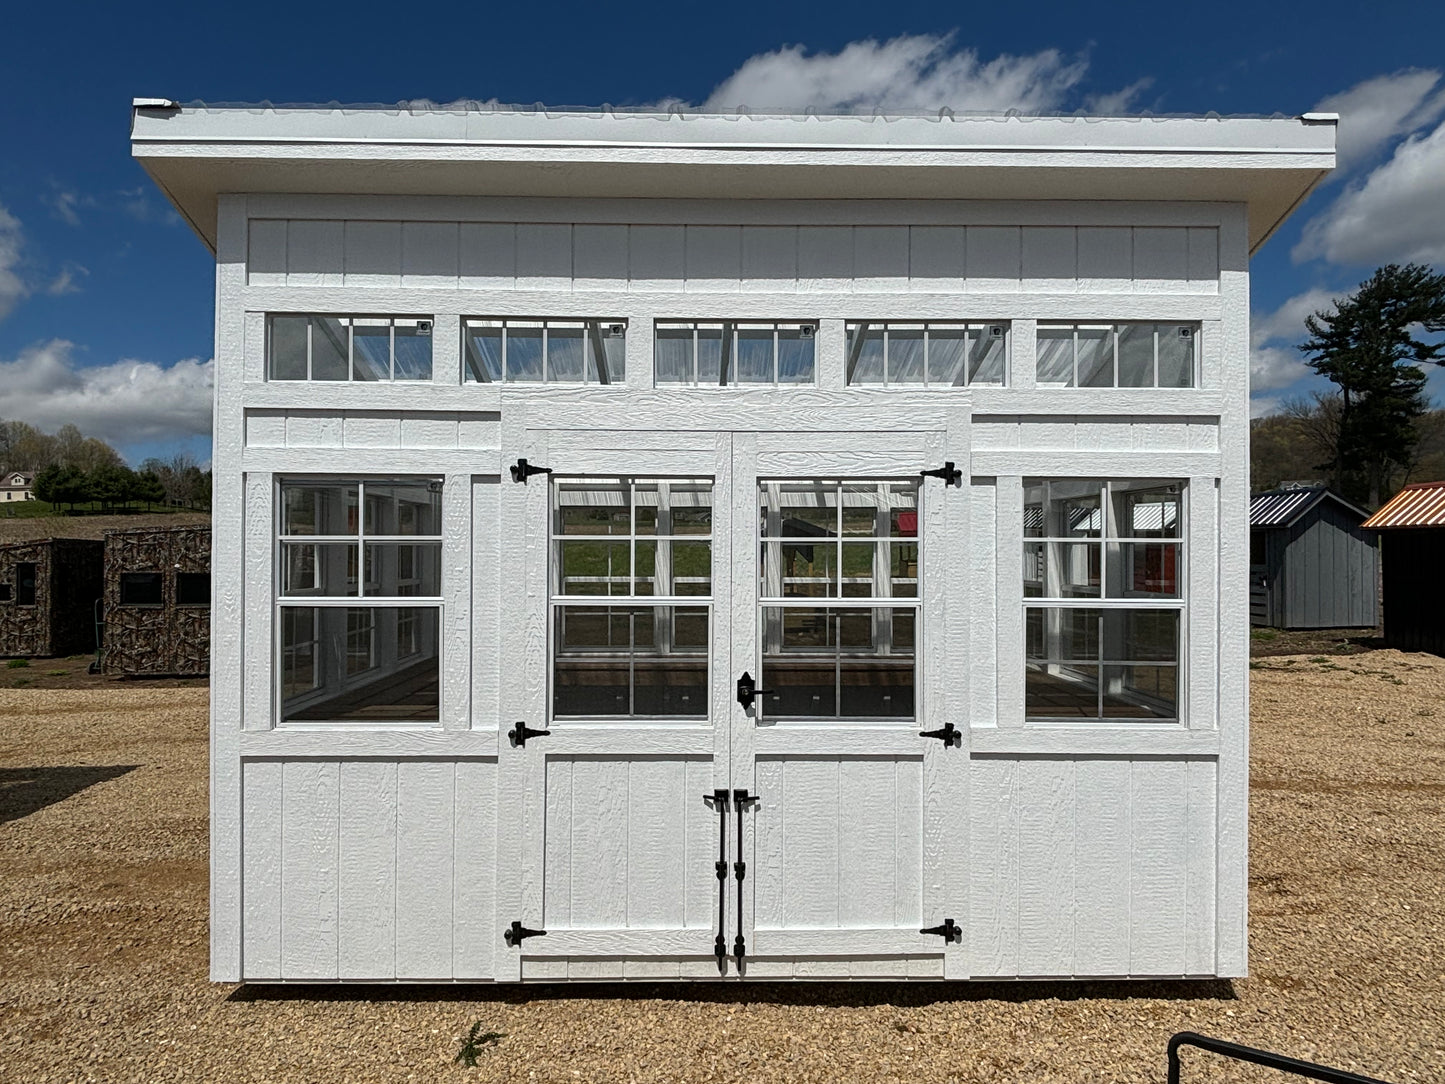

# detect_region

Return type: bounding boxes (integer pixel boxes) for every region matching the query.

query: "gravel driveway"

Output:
[1,651,1442,1083]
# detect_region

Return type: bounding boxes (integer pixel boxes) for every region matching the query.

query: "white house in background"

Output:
[131,100,1335,985]
[1,471,34,502]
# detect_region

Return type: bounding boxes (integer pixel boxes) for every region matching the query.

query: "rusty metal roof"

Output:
[1362,481,1445,529]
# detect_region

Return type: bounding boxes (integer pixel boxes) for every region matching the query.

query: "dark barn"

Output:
[1249,485,1379,630]
[102,524,211,676]
[1363,481,1445,656]
[0,538,104,657]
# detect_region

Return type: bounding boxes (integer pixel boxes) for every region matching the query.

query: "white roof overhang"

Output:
[130,102,1337,255]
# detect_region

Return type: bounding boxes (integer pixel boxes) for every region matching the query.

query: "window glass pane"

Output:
[777,326,815,384]
[364,542,441,596]
[280,606,439,723]
[890,542,919,597]
[547,324,586,382]
[760,606,915,719]
[1117,323,1155,387]
[120,572,163,606]
[505,324,543,382]
[1110,542,1181,598]
[1026,663,1099,718]
[850,325,884,384]
[1036,327,1074,385]
[655,326,694,384]
[555,481,630,536]
[552,605,708,718]
[464,322,503,383]
[310,317,350,381]
[841,484,883,536]
[281,483,358,536]
[671,541,712,596]
[769,538,836,598]
[635,481,711,536]
[281,542,356,596]
[840,542,876,597]
[696,326,724,383]
[735,326,774,384]
[1102,664,1177,718]
[888,326,925,384]
[1117,483,1182,539]
[558,541,630,595]
[969,326,1007,385]
[1158,326,1195,387]
[1108,608,1178,661]
[1043,541,1102,598]
[1024,541,1045,597]
[393,320,432,380]
[364,481,441,536]
[176,572,210,606]
[773,483,836,536]
[270,316,309,380]
[591,324,626,383]
[927,326,966,385]
[1078,326,1114,387]
[352,319,391,381]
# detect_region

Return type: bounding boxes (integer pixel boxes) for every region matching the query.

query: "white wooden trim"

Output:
[239,732,499,757]
[970,451,1219,477]
[969,729,1221,755]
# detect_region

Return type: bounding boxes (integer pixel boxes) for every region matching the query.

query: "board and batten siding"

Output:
[247,220,1220,294]
[213,193,1249,983]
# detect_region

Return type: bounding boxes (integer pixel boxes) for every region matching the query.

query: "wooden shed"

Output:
[1248,485,1378,629]
[0,538,103,657]
[101,524,211,676]
[1363,480,1445,656]
[132,100,1335,984]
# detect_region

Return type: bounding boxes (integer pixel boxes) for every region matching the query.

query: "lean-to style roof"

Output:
[1362,481,1445,529]
[1250,486,1369,529]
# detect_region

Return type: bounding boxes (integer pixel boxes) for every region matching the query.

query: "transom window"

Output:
[846,322,1008,386]
[655,322,816,386]
[759,480,920,720]
[276,478,442,724]
[551,478,713,719]
[1036,323,1196,388]
[1023,479,1184,723]
[463,318,626,384]
[268,316,432,381]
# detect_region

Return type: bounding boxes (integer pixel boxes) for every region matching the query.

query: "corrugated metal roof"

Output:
[1362,481,1445,528]
[1250,486,1326,528]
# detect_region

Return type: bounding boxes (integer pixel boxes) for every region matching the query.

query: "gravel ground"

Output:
[1,652,1442,1083]
[0,511,211,544]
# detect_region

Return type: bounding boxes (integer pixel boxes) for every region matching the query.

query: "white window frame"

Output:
[845,321,1010,387]
[654,321,818,387]
[267,315,434,382]
[1035,322,1199,388]
[462,318,627,384]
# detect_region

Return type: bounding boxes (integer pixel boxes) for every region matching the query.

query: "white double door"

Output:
[498,427,967,979]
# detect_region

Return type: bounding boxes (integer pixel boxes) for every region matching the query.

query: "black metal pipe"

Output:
[1167,1032,1393,1084]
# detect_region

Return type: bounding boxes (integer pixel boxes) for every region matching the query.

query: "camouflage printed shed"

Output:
[0,538,104,657]
[102,524,211,675]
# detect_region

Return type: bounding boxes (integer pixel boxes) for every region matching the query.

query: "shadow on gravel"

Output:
[0,765,139,825]
[229,978,1237,1007]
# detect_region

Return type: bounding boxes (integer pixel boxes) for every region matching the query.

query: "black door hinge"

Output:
[504,920,546,947]
[508,721,552,747]
[921,918,962,943]
[919,721,962,747]
[510,458,553,484]
[919,461,962,486]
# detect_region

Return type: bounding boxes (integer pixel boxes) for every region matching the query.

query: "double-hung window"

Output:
[655,322,816,385]
[1024,479,1184,722]
[758,480,920,720]
[551,478,713,718]
[269,316,433,381]
[276,478,443,724]
[845,322,1008,386]
[1036,323,1197,388]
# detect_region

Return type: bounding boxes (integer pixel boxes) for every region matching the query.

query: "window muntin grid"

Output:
[1035,323,1197,388]
[275,477,443,725]
[462,318,626,384]
[655,321,816,386]
[845,322,1008,386]
[1023,479,1184,723]
[758,479,920,721]
[268,316,433,381]
[550,477,714,719]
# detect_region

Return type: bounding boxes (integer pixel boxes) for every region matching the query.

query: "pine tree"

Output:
[1299,264,1445,506]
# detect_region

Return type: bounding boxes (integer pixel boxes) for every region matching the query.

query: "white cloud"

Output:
[1085,78,1155,115]
[44,190,86,227]
[0,203,26,320]
[1313,69,1444,175]
[1294,119,1445,266]
[698,34,1098,114]
[1250,287,1339,394]
[0,340,213,448]
[45,265,86,296]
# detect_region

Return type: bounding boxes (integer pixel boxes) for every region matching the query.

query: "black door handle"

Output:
[736,671,774,711]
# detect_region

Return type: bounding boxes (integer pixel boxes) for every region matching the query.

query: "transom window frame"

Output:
[272,475,445,727]
[845,321,1010,387]
[267,314,434,382]
[1035,322,1199,389]
[654,320,818,387]
[462,317,628,385]
[1022,478,1187,726]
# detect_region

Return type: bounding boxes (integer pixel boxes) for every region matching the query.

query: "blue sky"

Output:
[2,0,1444,466]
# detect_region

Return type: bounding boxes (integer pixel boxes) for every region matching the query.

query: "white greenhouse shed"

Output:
[131,100,1335,984]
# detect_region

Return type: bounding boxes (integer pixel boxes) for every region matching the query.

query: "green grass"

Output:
[5,658,29,669]
[454,1021,504,1066]
[46,669,68,676]
[0,499,192,519]
[1250,628,1278,642]
[10,677,30,687]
